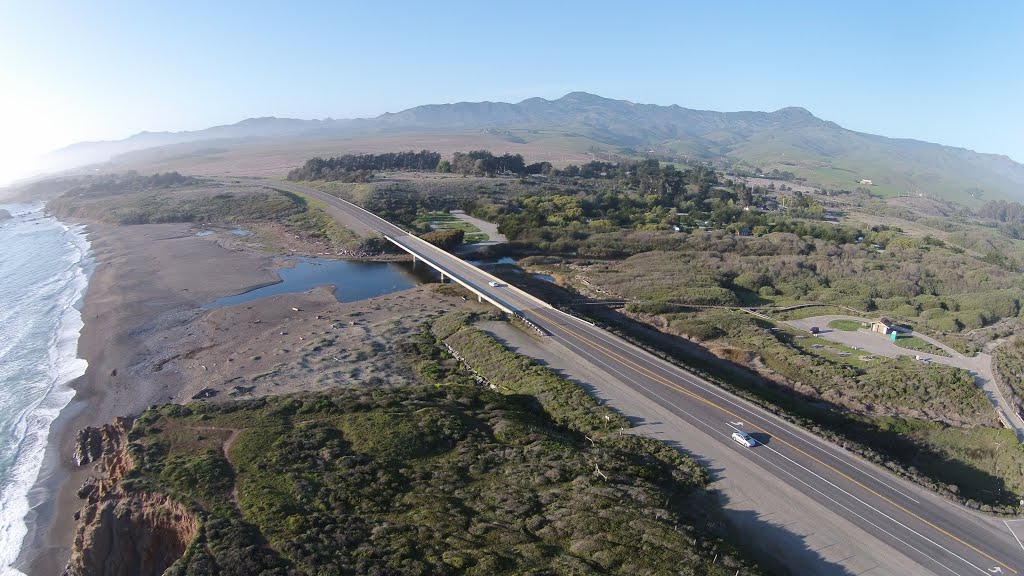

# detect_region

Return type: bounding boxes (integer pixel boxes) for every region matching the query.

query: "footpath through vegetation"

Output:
[93,312,764,575]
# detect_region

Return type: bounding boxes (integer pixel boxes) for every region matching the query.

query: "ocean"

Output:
[0,203,91,575]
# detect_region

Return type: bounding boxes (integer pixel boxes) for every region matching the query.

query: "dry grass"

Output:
[106,132,599,179]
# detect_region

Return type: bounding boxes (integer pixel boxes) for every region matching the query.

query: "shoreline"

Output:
[0,208,90,576]
[15,389,87,576]
[13,220,437,575]
[15,222,279,575]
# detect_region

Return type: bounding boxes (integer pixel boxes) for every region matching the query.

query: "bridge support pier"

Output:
[440,272,446,283]
[478,294,483,302]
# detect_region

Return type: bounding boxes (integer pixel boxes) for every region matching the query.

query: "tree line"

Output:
[977,199,1024,239]
[287,150,442,181]
[437,150,549,176]
[39,171,199,199]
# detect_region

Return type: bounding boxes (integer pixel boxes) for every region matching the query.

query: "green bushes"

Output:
[441,322,629,435]
[50,187,307,225]
[284,195,359,247]
[993,338,1024,410]
[115,317,766,574]
[578,228,1024,340]
[339,408,468,461]
[158,450,234,510]
[129,190,303,224]
[855,357,989,418]
[48,183,379,254]
[128,381,760,575]
[418,228,465,250]
[651,308,991,425]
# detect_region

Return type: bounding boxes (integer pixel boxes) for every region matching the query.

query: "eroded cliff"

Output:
[64,418,198,576]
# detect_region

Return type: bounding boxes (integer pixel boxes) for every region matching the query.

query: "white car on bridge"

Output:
[488,281,505,287]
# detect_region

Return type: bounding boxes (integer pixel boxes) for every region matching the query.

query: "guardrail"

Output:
[511,312,547,336]
[395,232,555,310]
[287,182,561,332]
[383,235,522,316]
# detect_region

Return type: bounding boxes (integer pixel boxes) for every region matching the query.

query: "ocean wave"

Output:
[0,247,84,363]
[0,211,91,575]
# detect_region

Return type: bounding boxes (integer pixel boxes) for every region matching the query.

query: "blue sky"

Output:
[1,0,1022,183]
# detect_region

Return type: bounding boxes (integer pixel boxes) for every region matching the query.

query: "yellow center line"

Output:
[535,308,1017,574]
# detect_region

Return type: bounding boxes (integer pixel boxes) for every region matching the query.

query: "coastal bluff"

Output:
[64,419,198,576]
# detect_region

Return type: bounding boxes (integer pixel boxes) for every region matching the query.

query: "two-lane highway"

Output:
[269,179,1024,575]
[531,308,1023,575]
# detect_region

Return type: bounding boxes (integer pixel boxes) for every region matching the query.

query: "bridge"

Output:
[265,179,1024,576]
[385,234,517,314]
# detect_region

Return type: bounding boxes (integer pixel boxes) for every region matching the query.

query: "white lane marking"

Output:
[547,309,924,504]
[556,310,921,496]
[546,330,970,576]
[745,439,966,576]
[688,372,923,504]
[1004,521,1024,552]
[757,439,988,575]
[310,182,1001,573]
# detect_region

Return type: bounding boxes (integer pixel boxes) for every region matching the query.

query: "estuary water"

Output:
[203,256,439,308]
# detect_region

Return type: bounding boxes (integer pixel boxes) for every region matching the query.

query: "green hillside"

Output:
[369,93,1024,203]
[44,92,1024,204]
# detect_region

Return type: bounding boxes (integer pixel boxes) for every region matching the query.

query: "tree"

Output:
[526,161,553,175]
[419,229,464,251]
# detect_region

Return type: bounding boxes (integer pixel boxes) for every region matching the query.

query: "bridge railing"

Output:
[384,235,519,316]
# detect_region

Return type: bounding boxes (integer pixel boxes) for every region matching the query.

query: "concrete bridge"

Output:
[387,235,514,313]
[259,178,1024,576]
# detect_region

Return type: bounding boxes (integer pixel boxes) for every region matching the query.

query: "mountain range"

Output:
[41,92,1024,203]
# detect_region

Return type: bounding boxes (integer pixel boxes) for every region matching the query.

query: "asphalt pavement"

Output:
[266,179,1024,576]
[789,315,1024,441]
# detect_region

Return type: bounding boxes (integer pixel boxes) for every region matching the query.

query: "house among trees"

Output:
[871,318,895,335]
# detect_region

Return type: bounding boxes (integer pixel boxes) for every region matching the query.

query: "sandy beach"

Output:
[14,220,477,575]
[16,223,278,574]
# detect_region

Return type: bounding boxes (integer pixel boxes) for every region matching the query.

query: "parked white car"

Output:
[731,431,757,447]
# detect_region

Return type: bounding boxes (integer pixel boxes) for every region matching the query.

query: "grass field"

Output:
[893,334,951,357]
[828,319,865,331]
[789,332,877,368]
[416,211,489,243]
[774,306,869,321]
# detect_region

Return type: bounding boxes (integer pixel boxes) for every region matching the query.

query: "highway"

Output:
[271,179,1024,575]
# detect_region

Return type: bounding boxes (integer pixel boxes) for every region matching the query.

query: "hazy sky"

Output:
[1,1,1022,184]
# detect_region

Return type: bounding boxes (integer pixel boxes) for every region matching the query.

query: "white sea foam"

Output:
[0,206,91,575]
